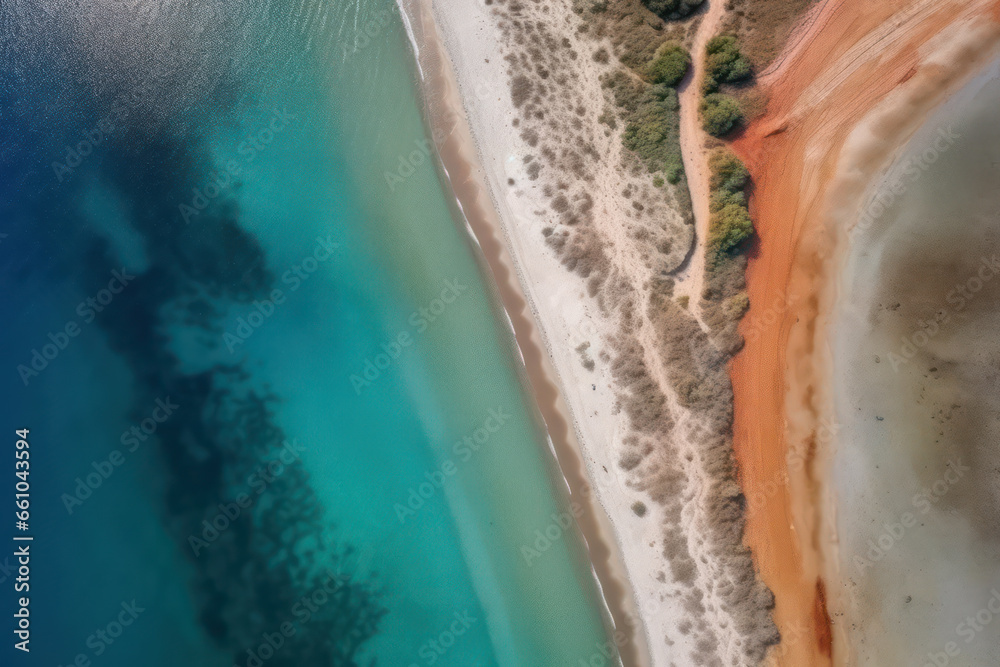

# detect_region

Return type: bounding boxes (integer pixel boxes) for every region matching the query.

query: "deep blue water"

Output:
[0,1,616,666]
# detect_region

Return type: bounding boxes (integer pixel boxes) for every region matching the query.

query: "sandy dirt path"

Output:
[729,0,1000,665]
[675,0,725,324]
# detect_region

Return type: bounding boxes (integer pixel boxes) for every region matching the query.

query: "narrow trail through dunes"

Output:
[729,0,1000,665]
[675,0,725,327]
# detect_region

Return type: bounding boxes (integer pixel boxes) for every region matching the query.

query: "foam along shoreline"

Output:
[395,1,651,665]
[731,2,1000,664]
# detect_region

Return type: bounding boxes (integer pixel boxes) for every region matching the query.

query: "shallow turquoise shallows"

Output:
[0,1,616,665]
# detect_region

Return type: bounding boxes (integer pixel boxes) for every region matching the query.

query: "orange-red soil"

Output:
[728,1,1000,665]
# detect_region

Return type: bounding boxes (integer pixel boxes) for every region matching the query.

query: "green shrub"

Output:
[707,149,749,192]
[665,162,683,184]
[601,69,646,114]
[709,203,754,256]
[646,43,690,87]
[723,292,750,320]
[707,149,754,260]
[622,85,684,181]
[640,0,704,19]
[710,188,744,211]
[598,108,618,129]
[700,93,742,137]
[704,35,752,93]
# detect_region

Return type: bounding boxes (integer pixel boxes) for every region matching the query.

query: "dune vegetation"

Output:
[703,35,752,92]
[646,41,691,86]
[699,35,754,136]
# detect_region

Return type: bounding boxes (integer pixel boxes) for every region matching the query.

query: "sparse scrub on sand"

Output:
[700,149,752,351]
[646,42,690,86]
[597,107,618,130]
[487,0,778,661]
[736,84,769,123]
[721,0,818,70]
[700,92,743,136]
[575,0,693,72]
[701,253,746,315]
[601,68,647,114]
[723,292,750,320]
[643,291,778,659]
[510,74,533,107]
[601,47,690,191]
[703,35,752,92]
[587,9,694,210]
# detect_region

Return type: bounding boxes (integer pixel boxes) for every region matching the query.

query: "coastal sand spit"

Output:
[396,1,650,665]
[403,0,780,664]
[399,0,1000,664]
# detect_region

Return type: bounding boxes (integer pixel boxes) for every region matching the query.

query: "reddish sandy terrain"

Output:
[729,1,1000,664]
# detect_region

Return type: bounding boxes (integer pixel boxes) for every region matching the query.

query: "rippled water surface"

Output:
[0,1,616,664]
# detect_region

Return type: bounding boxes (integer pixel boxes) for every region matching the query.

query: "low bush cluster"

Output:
[601,68,647,114]
[646,42,690,87]
[622,85,684,184]
[608,41,692,186]
[700,93,742,137]
[707,149,753,260]
[708,149,749,191]
[703,35,752,93]
[697,36,752,136]
[639,0,704,19]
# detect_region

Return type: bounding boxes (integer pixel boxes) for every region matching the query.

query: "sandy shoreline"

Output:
[385,0,1000,664]
[731,1,1000,664]
[399,0,788,661]
[395,0,1000,663]
[396,1,651,665]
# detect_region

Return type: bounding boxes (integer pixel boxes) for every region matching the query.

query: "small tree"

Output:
[709,203,754,256]
[708,149,749,192]
[704,35,752,93]
[707,148,754,260]
[647,43,690,87]
[700,93,742,137]
[640,0,704,18]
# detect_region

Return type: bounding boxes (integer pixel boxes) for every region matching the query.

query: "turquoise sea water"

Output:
[0,1,616,665]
